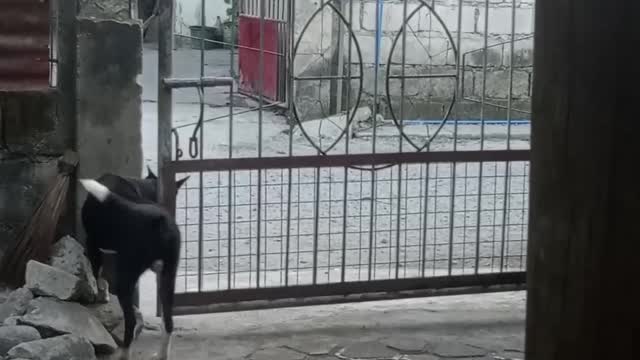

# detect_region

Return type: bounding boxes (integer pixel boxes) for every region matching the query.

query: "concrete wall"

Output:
[0,1,77,261]
[293,0,535,121]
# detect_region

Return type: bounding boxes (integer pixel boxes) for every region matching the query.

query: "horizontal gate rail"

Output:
[165,150,530,173]
[173,272,525,315]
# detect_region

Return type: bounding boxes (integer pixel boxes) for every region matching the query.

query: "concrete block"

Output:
[25,260,95,303]
[502,36,534,67]
[75,18,143,236]
[0,288,33,324]
[0,93,72,154]
[386,65,458,99]
[388,35,452,66]
[474,69,530,99]
[6,335,97,360]
[20,297,117,353]
[78,0,131,21]
[0,326,41,355]
[477,6,534,35]
[431,3,479,34]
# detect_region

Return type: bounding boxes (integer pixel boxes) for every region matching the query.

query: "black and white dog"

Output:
[80,168,188,359]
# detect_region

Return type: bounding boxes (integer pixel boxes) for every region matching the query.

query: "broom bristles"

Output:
[0,163,74,287]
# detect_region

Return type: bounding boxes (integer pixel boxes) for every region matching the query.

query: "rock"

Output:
[19,297,117,354]
[2,316,20,326]
[110,307,143,346]
[85,295,122,332]
[48,236,98,301]
[25,261,94,303]
[0,288,33,324]
[0,326,41,354]
[6,334,96,360]
[0,287,11,303]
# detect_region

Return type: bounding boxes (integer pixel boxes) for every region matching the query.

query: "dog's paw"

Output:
[150,353,168,360]
[97,278,110,303]
[117,347,131,360]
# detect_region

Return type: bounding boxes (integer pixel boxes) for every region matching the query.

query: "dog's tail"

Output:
[79,178,138,214]
[79,179,111,203]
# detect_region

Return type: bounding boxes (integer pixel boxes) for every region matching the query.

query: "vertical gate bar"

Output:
[227,0,237,291]
[284,0,295,287]
[184,177,189,291]
[490,163,499,270]
[157,0,174,317]
[420,163,429,278]
[447,0,464,276]
[196,0,206,293]
[388,169,394,278]
[394,0,409,280]
[227,91,233,290]
[255,0,266,288]
[499,0,518,272]
[368,0,383,282]
[340,0,354,283]
[313,167,321,285]
[474,0,490,274]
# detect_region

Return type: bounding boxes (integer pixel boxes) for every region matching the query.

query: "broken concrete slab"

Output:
[0,325,41,355]
[85,295,123,332]
[0,288,33,323]
[2,316,20,326]
[430,342,488,358]
[25,261,93,303]
[19,297,117,353]
[285,337,341,356]
[380,336,430,354]
[338,341,399,359]
[48,236,98,301]
[248,347,307,360]
[6,334,96,360]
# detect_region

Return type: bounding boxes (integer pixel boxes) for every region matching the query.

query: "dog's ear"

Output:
[146,165,158,180]
[175,176,190,190]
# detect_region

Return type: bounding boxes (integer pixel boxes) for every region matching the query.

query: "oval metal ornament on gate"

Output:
[291,1,364,155]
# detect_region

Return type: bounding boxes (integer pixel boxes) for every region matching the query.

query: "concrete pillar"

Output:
[75,18,143,303]
[78,0,133,21]
[526,0,636,359]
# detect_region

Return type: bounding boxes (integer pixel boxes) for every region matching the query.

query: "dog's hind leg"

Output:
[86,236,110,303]
[115,267,140,360]
[154,258,178,360]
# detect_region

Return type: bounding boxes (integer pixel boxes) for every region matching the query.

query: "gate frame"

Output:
[156,0,530,316]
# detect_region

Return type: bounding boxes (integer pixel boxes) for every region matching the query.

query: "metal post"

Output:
[157,0,174,316]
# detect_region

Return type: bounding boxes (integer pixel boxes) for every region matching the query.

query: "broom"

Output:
[0,150,78,287]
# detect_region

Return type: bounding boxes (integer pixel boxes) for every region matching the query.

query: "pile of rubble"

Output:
[0,236,145,360]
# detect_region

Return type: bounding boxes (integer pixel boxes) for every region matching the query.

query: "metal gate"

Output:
[157,0,533,315]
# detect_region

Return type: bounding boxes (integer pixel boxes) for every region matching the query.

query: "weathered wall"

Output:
[75,18,143,239]
[0,1,77,261]
[293,0,535,121]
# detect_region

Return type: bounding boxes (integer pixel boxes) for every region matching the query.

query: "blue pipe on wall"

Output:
[400,119,531,126]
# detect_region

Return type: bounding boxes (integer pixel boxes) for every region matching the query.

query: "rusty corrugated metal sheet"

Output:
[0,0,51,91]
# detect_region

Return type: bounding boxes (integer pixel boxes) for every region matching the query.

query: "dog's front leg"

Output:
[118,347,131,360]
[151,330,173,360]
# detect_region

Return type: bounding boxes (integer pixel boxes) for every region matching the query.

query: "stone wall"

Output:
[293,0,535,121]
